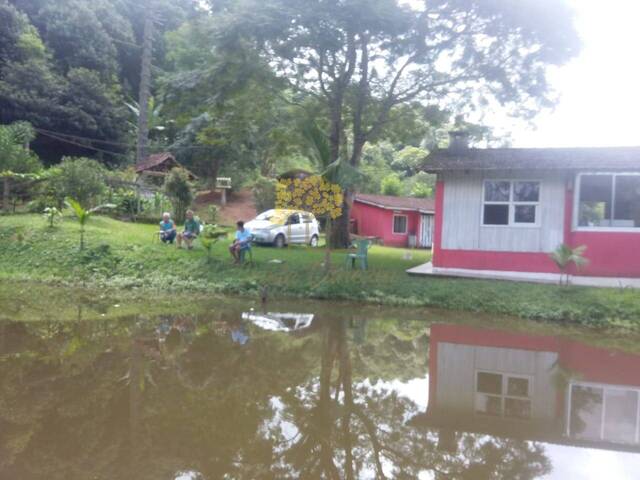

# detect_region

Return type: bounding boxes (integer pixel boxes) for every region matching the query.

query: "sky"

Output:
[506,0,640,148]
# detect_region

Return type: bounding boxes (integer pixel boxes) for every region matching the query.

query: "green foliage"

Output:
[0,121,40,174]
[43,206,62,228]
[410,183,432,198]
[200,224,229,262]
[550,244,589,286]
[66,198,115,250]
[163,168,193,224]
[206,204,219,225]
[380,174,404,197]
[391,146,428,176]
[48,157,106,208]
[252,176,277,213]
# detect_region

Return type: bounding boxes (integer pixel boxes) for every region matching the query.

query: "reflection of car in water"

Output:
[241,311,314,332]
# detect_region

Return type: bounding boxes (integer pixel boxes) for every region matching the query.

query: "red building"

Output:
[423,132,640,277]
[350,193,435,248]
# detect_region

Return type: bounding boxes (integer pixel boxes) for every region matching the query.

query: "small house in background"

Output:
[350,193,435,248]
[416,132,640,280]
[135,152,197,181]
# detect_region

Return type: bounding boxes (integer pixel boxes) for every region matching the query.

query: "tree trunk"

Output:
[136,7,153,165]
[330,189,353,248]
[2,177,10,213]
[209,158,221,190]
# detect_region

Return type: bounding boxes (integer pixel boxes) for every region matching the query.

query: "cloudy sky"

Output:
[507,0,640,148]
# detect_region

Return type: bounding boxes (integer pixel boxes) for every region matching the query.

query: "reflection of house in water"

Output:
[418,324,640,452]
[241,311,314,333]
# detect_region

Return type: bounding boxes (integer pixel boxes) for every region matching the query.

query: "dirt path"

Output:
[195,188,257,225]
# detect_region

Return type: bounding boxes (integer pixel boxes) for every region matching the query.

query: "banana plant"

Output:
[65,198,115,250]
[200,225,228,263]
[549,244,589,286]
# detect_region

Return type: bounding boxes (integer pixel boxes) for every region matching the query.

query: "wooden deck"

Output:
[407,262,640,289]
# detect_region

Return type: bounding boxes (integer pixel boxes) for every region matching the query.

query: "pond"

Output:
[1,288,640,479]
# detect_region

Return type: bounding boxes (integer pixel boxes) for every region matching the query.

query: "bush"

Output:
[206,204,219,224]
[252,176,277,213]
[110,189,146,217]
[410,183,432,198]
[163,168,193,224]
[47,157,106,207]
[380,174,404,196]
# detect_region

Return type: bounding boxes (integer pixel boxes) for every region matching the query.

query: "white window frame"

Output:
[474,370,534,420]
[573,172,640,232]
[392,213,408,235]
[566,380,640,444]
[481,179,542,228]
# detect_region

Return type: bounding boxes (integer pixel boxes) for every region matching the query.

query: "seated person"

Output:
[229,220,251,264]
[159,212,176,244]
[177,210,201,249]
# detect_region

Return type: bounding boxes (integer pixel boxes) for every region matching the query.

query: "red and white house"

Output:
[350,193,435,248]
[422,132,640,279]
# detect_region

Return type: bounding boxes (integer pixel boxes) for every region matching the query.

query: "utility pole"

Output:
[136,3,153,165]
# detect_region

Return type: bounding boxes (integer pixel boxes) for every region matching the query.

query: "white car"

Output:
[245,209,320,247]
[241,311,315,332]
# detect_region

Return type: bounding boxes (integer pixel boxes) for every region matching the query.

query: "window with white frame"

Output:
[483,180,540,226]
[475,371,532,419]
[569,383,640,444]
[576,173,640,229]
[393,214,408,234]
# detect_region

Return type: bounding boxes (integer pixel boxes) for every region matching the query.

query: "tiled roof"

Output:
[135,152,176,173]
[423,147,640,172]
[354,193,435,213]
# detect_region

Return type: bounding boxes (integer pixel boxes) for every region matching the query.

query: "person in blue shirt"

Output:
[159,212,177,244]
[229,220,251,263]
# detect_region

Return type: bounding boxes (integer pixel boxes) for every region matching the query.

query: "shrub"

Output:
[47,157,106,207]
[410,183,432,198]
[163,168,193,224]
[380,174,404,196]
[252,176,277,213]
[207,204,219,224]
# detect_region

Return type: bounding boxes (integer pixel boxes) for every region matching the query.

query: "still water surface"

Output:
[1,295,640,479]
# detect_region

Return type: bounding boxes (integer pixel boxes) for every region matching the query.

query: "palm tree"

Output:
[66,198,114,250]
[549,244,589,286]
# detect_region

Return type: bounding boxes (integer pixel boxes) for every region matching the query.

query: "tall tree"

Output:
[213,0,580,246]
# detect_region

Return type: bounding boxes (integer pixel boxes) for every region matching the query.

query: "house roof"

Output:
[354,193,435,213]
[423,146,640,172]
[135,152,177,173]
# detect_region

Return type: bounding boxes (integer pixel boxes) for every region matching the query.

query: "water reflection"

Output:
[0,309,639,479]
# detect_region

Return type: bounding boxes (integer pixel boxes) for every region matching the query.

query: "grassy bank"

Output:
[1,214,640,327]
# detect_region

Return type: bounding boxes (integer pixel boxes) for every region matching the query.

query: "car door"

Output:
[300,213,314,243]
[286,213,303,243]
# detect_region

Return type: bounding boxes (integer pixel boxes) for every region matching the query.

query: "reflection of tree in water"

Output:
[0,315,550,479]
[265,318,550,480]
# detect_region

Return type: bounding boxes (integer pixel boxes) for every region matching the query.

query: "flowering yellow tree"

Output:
[276,175,343,271]
[275,175,343,220]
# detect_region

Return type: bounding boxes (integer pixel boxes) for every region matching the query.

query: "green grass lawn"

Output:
[2,214,640,327]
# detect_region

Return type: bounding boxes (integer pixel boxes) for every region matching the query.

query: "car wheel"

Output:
[274,234,286,248]
[310,235,319,247]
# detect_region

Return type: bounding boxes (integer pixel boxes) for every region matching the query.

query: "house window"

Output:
[569,383,640,444]
[393,214,408,234]
[577,173,640,229]
[483,180,540,226]
[475,371,532,419]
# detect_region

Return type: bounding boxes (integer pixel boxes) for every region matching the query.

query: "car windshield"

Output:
[254,210,288,225]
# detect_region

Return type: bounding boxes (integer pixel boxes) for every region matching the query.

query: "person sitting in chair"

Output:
[177,210,201,250]
[229,220,251,264]
[159,212,177,244]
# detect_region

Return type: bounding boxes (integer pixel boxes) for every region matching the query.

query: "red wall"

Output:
[433,179,640,277]
[350,201,421,247]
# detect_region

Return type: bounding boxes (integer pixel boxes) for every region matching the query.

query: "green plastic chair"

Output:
[238,236,254,266]
[345,239,371,270]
